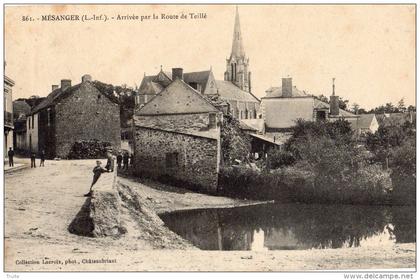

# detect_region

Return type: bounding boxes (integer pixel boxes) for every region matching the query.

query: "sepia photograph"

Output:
[2,2,416,275]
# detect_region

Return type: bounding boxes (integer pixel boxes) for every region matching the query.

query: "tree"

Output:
[316,94,329,103]
[351,103,360,114]
[397,98,406,113]
[407,105,416,112]
[338,97,349,110]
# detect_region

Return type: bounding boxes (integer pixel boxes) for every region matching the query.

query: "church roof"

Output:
[216,80,260,103]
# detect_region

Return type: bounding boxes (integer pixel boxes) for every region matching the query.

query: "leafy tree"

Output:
[351,103,360,114]
[407,105,416,112]
[338,97,349,110]
[397,98,406,113]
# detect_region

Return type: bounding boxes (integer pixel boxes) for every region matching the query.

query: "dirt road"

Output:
[4,160,416,271]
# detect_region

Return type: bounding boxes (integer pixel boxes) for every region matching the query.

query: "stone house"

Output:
[133,69,223,192]
[27,75,121,158]
[135,7,260,121]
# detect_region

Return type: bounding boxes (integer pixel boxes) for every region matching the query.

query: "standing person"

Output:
[84,161,110,197]
[39,150,45,167]
[116,152,123,169]
[7,147,14,167]
[129,153,134,167]
[123,152,129,170]
[105,151,114,172]
[30,152,36,168]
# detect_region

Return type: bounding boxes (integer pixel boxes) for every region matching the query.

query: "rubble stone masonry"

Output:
[54,82,121,158]
[133,126,219,192]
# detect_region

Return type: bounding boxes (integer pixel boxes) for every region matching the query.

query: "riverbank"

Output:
[4,160,415,271]
[117,175,270,214]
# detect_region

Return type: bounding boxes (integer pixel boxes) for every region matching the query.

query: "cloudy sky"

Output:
[5,4,415,109]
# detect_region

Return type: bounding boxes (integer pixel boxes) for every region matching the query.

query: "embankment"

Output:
[68,171,126,237]
[68,170,194,249]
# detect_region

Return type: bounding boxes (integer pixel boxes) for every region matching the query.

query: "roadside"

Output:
[4,156,29,173]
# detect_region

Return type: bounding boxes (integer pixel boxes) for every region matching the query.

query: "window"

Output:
[244,109,248,119]
[316,110,327,121]
[189,82,198,90]
[209,113,216,128]
[28,118,31,130]
[32,115,35,129]
[165,152,179,169]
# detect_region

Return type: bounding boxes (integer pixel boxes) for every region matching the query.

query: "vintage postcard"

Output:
[3,3,416,275]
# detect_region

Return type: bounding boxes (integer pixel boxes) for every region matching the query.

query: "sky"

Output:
[5,4,415,110]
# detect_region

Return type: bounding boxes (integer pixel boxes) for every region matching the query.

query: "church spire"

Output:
[224,6,251,92]
[231,6,245,58]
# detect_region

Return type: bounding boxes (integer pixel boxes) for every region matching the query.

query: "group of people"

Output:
[7,147,45,168]
[116,152,133,170]
[30,150,46,168]
[84,150,134,197]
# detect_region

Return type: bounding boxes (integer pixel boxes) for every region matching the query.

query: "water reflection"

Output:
[159,204,415,251]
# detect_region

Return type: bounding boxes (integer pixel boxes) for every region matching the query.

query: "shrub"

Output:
[266,149,296,169]
[68,139,112,159]
[218,163,391,205]
[390,138,416,205]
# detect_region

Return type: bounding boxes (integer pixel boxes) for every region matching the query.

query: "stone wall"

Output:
[54,82,121,158]
[133,126,219,192]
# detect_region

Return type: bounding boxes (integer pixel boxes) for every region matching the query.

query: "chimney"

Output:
[52,85,59,91]
[172,68,184,80]
[282,77,293,97]
[61,79,72,90]
[330,78,340,116]
[82,74,92,83]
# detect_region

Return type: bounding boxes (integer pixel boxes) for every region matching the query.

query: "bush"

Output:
[390,138,416,205]
[68,139,112,159]
[266,149,296,169]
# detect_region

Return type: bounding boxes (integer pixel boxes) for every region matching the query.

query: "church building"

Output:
[135,7,260,120]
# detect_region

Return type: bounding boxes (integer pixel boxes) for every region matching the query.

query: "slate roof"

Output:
[183,70,211,93]
[215,80,260,103]
[138,69,260,105]
[30,81,118,114]
[264,86,307,98]
[240,118,265,132]
[346,114,377,130]
[137,78,220,116]
[313,99,356,117]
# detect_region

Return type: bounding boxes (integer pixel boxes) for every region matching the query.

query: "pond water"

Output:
[159,203,415,251]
